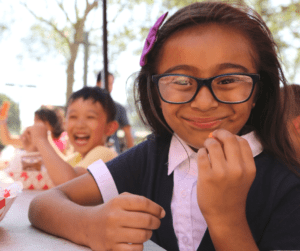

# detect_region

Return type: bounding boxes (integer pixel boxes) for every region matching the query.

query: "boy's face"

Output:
[65,98,111,157]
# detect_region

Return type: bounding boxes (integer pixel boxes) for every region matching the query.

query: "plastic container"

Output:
[0,171,23,222]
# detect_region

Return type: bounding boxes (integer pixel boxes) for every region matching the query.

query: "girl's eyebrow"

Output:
[163,63,249,74]
[217,63,249,73]
[163,65,198,74]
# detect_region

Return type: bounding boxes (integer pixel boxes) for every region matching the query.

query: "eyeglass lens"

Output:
[158,75,253,103]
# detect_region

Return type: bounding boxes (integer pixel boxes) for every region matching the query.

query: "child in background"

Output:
[25,86,118,186]
[0,104,66,154]
[28,2,300,250]
[34,108,68,154]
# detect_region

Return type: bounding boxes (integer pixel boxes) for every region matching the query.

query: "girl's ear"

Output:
[104,120,119,136]
[252,102,256,108]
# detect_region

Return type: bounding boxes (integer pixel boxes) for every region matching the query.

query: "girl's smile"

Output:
[157,24,258,149]
[183,117,225,129]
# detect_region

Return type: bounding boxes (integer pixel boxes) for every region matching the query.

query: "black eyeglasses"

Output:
[152,73,260,104]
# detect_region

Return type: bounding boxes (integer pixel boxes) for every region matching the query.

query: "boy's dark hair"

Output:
[35,108,64,138]
[97,70,113,84]
[134,1,300,171]
[67,86,116,122]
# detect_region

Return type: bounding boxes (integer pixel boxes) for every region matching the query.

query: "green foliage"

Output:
[0,1,13,41]
[0,24,7,33]
[21,0,99,101]
[0,94,21,134]
[22,21,72,61]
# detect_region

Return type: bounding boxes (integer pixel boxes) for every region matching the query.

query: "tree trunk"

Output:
[66,43,80,103]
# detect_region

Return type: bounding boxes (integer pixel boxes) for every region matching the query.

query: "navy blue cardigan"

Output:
[104,134,300,250]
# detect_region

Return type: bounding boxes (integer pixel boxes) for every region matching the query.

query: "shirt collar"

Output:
[168,131,263,176]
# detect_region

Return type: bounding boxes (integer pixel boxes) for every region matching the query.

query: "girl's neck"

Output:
[189,145,198,153]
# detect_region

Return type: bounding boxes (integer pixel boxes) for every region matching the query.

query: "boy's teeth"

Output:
[75,136,89,145]
[76,134,88,137]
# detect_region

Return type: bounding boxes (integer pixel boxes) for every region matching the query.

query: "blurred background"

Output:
[0,0,299,158]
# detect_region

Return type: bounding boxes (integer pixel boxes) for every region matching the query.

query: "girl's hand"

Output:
[83,192,165,251]
[20,128,38,152]
[197,129,256,225]
[26,123,48,147]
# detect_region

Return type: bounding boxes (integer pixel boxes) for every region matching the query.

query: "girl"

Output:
[0,105,67,154]
[28,1,300,250]
[33,108,68,154]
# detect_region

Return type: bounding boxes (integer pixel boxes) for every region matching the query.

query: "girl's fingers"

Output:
[114,227,152,244]
[115,243,144,251]
[202,136,227,173]
[236,137,256,177]
[197,147,211,172]
[118,210,162,230]
[116,193,165,219]
[207,129,245,170]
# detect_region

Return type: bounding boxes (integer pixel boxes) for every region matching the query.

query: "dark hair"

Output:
[134,1,300,171]
[280,84,300,119]
[35,108,64,138]
[67,86,116,122]
[96,70,113,83]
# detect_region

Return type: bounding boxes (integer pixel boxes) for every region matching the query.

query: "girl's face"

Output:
[156,24,258,149]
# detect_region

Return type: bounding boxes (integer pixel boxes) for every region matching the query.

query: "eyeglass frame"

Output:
[152,72,260,104]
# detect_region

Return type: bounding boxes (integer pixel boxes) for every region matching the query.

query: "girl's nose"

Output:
[190,86,218,111]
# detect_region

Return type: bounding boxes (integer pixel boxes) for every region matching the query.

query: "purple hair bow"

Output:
[140,12,168,67]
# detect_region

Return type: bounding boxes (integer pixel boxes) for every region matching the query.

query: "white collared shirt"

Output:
[88,131,263,251]
[168,131,263,251]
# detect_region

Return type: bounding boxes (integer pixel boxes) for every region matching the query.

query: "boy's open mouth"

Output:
[74,134,90,145]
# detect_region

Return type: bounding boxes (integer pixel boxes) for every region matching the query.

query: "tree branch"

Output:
[75,0,79,20]
[84,0,99,20]
[110,2,127,23]
[21,2,71,48]
[54,0,72,23]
